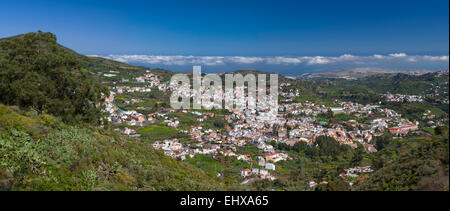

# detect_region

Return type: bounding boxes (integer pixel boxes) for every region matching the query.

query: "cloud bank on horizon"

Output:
[91,53,449,74]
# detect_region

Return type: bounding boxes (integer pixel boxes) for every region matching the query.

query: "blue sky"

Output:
[1,0,448,74]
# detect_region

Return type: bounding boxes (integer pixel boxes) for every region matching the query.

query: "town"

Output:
[96,68,449,189]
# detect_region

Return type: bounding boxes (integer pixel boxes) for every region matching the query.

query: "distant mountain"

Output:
[299,70,385,80]
[298,69,448,80]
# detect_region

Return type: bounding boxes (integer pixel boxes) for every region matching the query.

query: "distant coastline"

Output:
[89,54,449,76]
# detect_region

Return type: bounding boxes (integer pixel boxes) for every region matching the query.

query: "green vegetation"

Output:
[86,56,174,84]
[0,32,109,124]
[138,125,177,134]
[0,104,224,190]
[276,136,356,162]
[355,126,449,191]
[0,31,448,191]
[137,125,186,140]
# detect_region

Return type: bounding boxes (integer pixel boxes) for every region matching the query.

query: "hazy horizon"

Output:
[90,53,449,75]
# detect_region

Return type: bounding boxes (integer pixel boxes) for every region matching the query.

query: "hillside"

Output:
[0,31,448,191]
[312,71,449,97]
[355,127,449,191]
[350,72,449,96]
[0,32,225,191]
[0,31,108,124]
[87,56,175,83]
[0,104,225,190]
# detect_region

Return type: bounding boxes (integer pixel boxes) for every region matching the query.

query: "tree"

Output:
[435,126,449,137]
[374,132,393,151]
[213,118,226,128]
[0,31,108,124]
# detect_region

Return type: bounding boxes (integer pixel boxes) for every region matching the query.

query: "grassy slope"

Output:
[355,132,449,191]
[0,104,225,190]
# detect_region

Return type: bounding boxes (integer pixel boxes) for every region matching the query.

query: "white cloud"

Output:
[306,56,333,65]
[372,54,385,59]
[389,53,407,57]
[266,57,302,65]
[337,54,358,60]
[407,57,418,62]
[423,55,449,61]
[94,54,449,69]
[228,56,264,64]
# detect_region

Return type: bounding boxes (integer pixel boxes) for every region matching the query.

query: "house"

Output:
[265,163,275,171]
[137,115,146,122]
[252,168,259,174]
[260,174,276,181]
[223,151,236,157]
[365,144,378,153]
[360,166,373,173]
[265,152,288,163]
[344,166,374,177]
[237,154,251,161]
[263,145,274,152]
[123,127,135,136]
[240,169,251,177]
[320,181,328,185]
[331,107,345,114]
[278,128,287,138]
[259,169,269,176]
[307,181,318,188]
[258,159,266,167]
[152,141,161,149]
[389,124,418,135]
[265,152,282,163]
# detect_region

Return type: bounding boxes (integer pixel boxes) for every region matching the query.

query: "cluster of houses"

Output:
[304,166,374,189]
[135,72,161,86]
[165,118,180,128]
[280,101,381,117]
[152,139,219,160]
[100,70,434,185]
[240,168,276,181]
[103,91,149,128]
[382,93,423,102]
[227,99,409,153]
[340,166,374,178]
[109,110,147,126]
[279,83,300,102]
[102,70,120,78]
[116,86,152,93]
[103,91,117,115]
[112,70,180,94]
